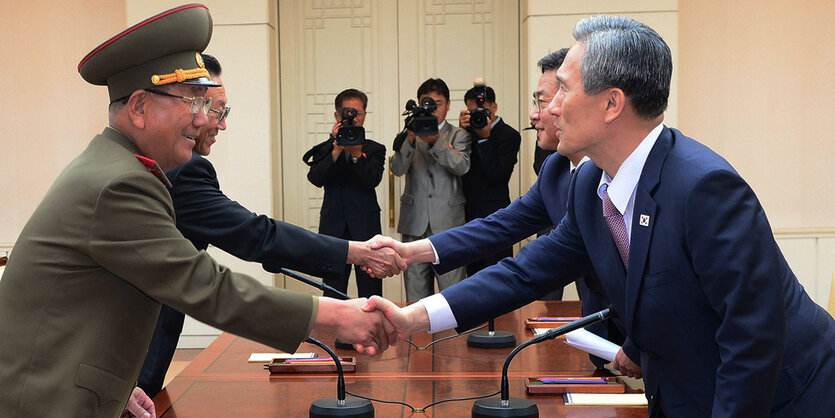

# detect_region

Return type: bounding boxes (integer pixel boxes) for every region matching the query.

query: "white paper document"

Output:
[248,352,316,363]
[564,393,648,405]
[564,328,621,362]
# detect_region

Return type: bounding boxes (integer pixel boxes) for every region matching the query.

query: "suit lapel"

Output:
[624,127,673,332]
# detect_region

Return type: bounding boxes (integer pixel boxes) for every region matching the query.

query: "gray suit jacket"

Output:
[0,127,317,417]
[390,122,471,236]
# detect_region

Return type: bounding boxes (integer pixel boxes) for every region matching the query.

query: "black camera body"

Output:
[403,97,438,137]
[335,107,366,146]
[468,84,491,130]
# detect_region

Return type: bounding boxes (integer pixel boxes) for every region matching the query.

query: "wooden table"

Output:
[153,301,646,417]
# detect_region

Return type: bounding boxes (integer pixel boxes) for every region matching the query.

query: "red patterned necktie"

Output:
[602,188,629,267]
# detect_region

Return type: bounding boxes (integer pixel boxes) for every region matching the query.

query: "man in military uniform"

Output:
[0,5,399,416]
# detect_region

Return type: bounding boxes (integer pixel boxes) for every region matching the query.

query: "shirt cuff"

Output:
[429,240,440,264]
[422,293,458,334]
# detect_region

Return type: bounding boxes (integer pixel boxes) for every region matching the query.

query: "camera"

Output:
[335,107,365,146]
[468,81,491,130]
[402,97,438,137]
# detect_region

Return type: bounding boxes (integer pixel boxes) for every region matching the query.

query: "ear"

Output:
[488,101,498,115]
[126,90,150,129]
[603,88,626,124]
[334,111,340,122]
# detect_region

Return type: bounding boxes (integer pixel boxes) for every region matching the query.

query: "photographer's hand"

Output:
[406,129,416,146]
[458,109,471,129]
[418,133,439,145]
[330,139,344,162]
[344,145,363,159]
[473,122,491,140]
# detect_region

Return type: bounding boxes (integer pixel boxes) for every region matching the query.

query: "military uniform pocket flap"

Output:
[75,362,129,405]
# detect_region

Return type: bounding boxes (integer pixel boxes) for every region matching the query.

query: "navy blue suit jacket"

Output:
[431,152,638,364]
[440,127,835,416]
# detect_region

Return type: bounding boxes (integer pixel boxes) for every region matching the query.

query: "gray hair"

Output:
[573,15,671,119]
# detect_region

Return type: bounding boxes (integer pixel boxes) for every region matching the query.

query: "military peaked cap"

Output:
[78,3,219,102]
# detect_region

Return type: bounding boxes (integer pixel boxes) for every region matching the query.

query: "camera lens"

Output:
[470,110,488,129]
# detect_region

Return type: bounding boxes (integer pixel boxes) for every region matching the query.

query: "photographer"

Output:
[306,89,386,298]
[458,85,521,276]
[390,78,471,302]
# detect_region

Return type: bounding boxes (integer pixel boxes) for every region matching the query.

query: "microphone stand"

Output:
[466,318,516,348]
[270,267,356,349]
[471,307,616,418]
[306,336,374,418]
[264,267,374,417]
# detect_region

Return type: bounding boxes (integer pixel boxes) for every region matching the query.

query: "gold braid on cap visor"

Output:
[151,68,210,85]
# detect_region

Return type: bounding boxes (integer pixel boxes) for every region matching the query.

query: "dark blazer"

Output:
[139,151,349,396]
[431,153,637,365]
[462,118,521,220]
[307,138,386,240]
[440,127,835,417]
[167,152,347,271]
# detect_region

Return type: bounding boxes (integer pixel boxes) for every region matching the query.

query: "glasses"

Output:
[147,89,213,115]
[531,93,554,114]
[209,106,231,123]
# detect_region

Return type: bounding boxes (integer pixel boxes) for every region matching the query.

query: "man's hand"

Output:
[417,132,439,144]
[344,144,363,159]
[368,236,437,267]
[406,129,416,146]
[347,237,406,278]
[316,297,397,356]
[330,139,344,162]
[609,348,641,378]
[122,387,156,418]
[358,296,431,347]
[459,109,471,129]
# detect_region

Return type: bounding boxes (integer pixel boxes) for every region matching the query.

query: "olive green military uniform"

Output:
[0,5,318,416]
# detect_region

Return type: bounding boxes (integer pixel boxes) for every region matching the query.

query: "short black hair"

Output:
[537,48,569,73]
[334,88,368,111]
[464,85,495,104]
[201,53,222,77]
[416,78,450,101]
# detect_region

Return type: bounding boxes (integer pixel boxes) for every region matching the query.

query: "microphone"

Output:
[306,335,374,418]
[264,266,374,417]
[266,267,356,349]
[272,267,350,300]
[471,306,617,418]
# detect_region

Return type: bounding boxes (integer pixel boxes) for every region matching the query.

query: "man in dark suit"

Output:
[306,88,386,299]
[0,7,399,415]
[139,62,400,396]
[365,15,835,416]
[458,85,520,276]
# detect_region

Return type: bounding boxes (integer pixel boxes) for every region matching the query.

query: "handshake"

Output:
[328,235,436,355]
[347,234,435,278]
[318,293,429,357]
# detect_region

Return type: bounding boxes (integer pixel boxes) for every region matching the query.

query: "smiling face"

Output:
[142,83,209,170]
[529,69,560,150]
[547,43,607,158]
[193,76,227,156]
